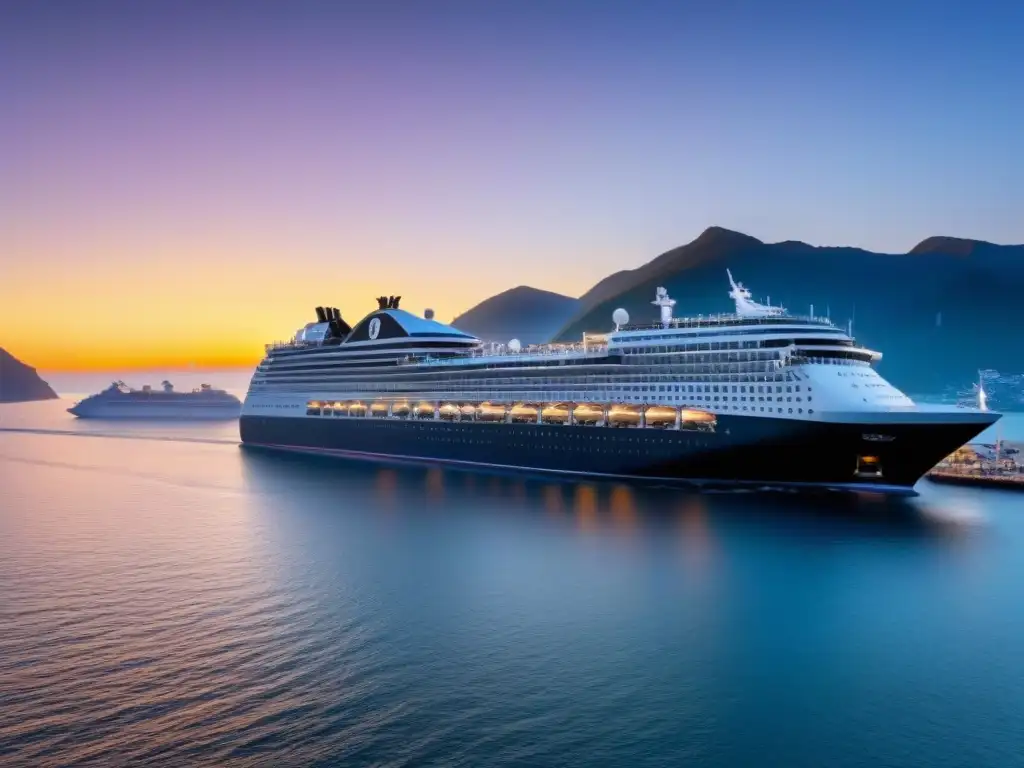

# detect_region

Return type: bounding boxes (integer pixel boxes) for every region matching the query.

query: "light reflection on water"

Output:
[0,402,1022,767]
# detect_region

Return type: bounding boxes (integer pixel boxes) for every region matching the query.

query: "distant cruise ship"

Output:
[239,273,999,494]
[69,381,241,419]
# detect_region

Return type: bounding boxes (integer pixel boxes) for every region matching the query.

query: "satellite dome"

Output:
[508,338,522,352]
[612,308,630,327]
[424,308,435,320]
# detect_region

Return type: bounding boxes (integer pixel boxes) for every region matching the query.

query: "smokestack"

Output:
[332,307,341,320]
[315,306,327,323]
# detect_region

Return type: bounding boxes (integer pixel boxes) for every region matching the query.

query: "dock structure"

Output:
[926,440,1024,490]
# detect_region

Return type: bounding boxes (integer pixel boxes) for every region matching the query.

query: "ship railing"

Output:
[265,340,316,354]
[618,313,836,332]
[789,354,871,368]
[409,344,609,367]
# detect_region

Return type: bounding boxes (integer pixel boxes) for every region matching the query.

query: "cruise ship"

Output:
[69,381,242,419]
[239,273,999,494]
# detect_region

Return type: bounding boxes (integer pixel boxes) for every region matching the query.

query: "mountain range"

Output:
[0,348,59,402]
[451,227,1024,395]
[450,286,579,345]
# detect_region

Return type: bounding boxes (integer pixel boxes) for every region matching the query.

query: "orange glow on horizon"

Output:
[2,245,585,370]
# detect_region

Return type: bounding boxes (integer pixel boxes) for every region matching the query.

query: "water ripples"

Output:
[3,414,1024,766]
[0,548,402,766]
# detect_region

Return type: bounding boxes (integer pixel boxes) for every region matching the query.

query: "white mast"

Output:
[726,270,786,317]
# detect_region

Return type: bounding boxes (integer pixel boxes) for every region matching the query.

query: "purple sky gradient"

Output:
[3,0,1023,367]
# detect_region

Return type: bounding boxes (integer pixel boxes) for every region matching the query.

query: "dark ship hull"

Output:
[239,411,996,494]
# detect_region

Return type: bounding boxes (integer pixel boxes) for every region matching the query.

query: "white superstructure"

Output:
[243,274,923,424]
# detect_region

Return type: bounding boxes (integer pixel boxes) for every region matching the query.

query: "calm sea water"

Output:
[2,393,1024,767]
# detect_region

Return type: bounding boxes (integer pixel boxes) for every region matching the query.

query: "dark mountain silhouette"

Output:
[571,227,764,316]
[0,348,59,402]
[551,227,1024,394]
[909,236,998,257]
[451,286,579,345]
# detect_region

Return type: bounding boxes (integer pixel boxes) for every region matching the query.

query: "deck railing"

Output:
[411,345,609,367]
[619,314,837,332]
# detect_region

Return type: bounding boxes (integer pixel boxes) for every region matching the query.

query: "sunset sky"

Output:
[3,0,1023,371]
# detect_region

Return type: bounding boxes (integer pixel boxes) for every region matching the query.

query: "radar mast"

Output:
[651,287,676,328]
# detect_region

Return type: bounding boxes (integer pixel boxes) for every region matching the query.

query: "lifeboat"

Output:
[573,403,604,425]
[460,404,476,419]
[439,403,460,420]
[330,402,347,416]
[510,403,539,423]
[680,408,716,431]
[415,401,435,419]
[477,402,508,422]
[608,404,641,427]
[348,402,367,417]
[371,402,389,417]
[541,403,570,424]
[391,401,410,418]
[644,405,677,428]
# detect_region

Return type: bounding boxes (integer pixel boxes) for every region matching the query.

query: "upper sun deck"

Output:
[599,272,847,338]
[615,313,840,334]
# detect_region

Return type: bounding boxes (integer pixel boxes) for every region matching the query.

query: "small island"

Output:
[0,348,59,402]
